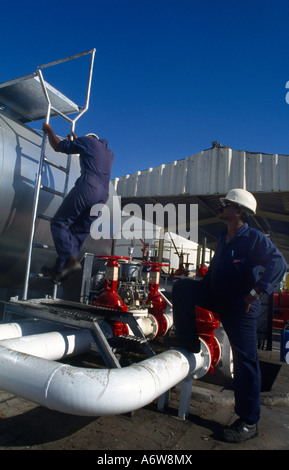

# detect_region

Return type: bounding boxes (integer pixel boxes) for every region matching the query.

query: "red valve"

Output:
[144,262,170,337]
[93,255,130,311]
[196,264,208,277]
[109,321,129,337]
[195,306,220,373]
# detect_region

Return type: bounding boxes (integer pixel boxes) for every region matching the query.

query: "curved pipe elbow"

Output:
[0,344,209,417]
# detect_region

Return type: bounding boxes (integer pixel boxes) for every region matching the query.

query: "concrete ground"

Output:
[0,347,288,451]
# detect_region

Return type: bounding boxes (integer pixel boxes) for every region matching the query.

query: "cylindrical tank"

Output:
[0,111,119,299]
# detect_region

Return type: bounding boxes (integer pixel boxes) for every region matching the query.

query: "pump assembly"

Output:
[0,251,229,418]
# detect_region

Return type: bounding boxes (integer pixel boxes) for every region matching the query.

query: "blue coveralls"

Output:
[172,223,287,424]
[50,136,114,273]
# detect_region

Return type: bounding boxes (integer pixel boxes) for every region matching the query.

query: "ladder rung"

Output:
[37,213,53,222]
[29,273,45,278]
[43,157,69,173]
[33,242,56,251]
[40,185,65,197]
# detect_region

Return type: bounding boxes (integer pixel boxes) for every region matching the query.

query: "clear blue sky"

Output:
[1,0,289,179]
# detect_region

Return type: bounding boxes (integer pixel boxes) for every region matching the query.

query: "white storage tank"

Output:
[0,95,118,300]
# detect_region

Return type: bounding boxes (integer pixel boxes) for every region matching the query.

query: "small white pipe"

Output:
[0,329,93,360]
[134,315,159,339]
[163,310,174,331]
[0,341,210,417]
[0,320,66,340]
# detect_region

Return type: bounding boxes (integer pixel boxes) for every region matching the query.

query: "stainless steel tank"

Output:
[0,111,118,299]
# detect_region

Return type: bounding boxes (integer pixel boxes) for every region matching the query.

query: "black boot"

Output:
[222,418,258,443]
[41,265,62,285]
[57,257,82,283]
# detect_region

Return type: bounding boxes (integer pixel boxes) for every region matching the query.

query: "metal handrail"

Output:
[23,49,96,300]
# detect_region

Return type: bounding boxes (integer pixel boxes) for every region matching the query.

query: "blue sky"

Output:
[1,0,289,179]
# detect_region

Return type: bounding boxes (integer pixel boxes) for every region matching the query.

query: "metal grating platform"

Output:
[1,298,129,326]
[0,298,156,366]
[0,73,80,123]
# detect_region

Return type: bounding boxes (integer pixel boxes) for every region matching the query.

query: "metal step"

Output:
[33,242,56,251]
[29,272,46,278]
[119,334,148,344]
[36,213,53,222]
[40,185,65,198]
[43,157,69,173]
[29,273,54,281]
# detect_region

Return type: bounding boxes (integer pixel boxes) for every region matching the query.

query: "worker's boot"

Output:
[57,256,82,283]
[222,418,258,443]
[41,265,62,285]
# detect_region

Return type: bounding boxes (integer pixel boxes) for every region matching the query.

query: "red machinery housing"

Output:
[195,305,221,373]
[273,292,289,329]
[145,262,169,337]
[93,256,129,312]
[91,256,221,372]
[92,256,170,338]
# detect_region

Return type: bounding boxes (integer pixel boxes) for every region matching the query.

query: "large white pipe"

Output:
[0,341,210,417]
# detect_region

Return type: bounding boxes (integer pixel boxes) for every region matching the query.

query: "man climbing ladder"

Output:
[42,123,114,284]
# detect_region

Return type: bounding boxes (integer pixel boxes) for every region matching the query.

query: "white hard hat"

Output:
[86,133,99,139]
[220,188,257,214]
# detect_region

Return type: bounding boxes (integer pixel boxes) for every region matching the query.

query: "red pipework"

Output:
[110,321,129,337]
[196,264,208,278]
[93,256,130,312]
[195,305,221,373]
[145,261,169,337]
[140,238,150,261]
[93,256,171,338]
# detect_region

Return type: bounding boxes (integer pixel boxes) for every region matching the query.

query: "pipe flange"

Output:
[145,314,159,340]
[214,326,234,380]
[191,338,211,380]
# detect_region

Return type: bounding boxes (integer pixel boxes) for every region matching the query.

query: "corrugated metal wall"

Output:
[113,147,289,197]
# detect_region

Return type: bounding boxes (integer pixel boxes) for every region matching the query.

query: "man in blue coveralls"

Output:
[170,188,287,443]
[41,123,114,284]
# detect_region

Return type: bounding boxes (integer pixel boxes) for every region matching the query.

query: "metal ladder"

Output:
[26,130,72,300]
[22,49,96,300]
